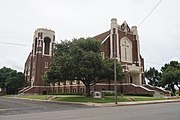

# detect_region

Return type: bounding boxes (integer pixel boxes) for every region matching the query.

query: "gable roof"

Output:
[93,30,110,42]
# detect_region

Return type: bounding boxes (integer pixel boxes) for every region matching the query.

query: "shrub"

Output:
[176,91,180,96]
[49,93,83,95]
[124,93,153,97]
[102,91,115,96]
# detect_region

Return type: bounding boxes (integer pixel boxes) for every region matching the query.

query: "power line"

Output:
[138,0,164,27]
[0,41,30,47]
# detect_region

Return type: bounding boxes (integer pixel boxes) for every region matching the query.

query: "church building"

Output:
[20,19,170,96]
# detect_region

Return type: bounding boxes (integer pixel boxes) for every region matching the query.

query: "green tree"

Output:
[5,71,25,94]
[0,67,25,94]
[45,37,123,96]
[45,38,103,96]
[144,67,161,86]
[174,69,180,95]
[159,61,180,96]
[0,67,13,89]
[101,58,123,90]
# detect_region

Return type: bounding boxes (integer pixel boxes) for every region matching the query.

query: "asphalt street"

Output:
[0,97,180,120]
[0,96,95,116]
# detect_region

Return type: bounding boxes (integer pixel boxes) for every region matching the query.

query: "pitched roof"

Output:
[93,30,110,41]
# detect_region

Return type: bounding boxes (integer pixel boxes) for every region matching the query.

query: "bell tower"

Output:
[31,28,55,86]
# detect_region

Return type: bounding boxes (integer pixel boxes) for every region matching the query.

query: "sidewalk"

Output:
[6,96,180,107]
[82,99,180,107]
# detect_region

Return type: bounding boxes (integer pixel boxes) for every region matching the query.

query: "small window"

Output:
[38,32,43,39]
[60,82,64,85]
[80,88,84,93]
[72,80,77,85]
[60,89,62,93]
[101,52,105,59]
[73,89,76,93]
[45,62,48,68]
[66,81,70,85]
[66,89,69,93]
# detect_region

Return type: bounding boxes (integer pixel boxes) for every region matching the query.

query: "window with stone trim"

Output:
[45,62,48,68]
[120,37,132,63]
[101,52,105,59]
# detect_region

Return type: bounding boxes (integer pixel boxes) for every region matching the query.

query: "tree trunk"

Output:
[177,85,180,96]
[171,84,175,96]
[52,83,55,94]
[85,85,91,97]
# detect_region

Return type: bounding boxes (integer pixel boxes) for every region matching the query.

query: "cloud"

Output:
[0,0,180,72]
[0,56,23,72]
[170,57,180,62]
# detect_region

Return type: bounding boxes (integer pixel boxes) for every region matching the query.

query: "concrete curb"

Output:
[79,99,180,107]
[4,96,180,107]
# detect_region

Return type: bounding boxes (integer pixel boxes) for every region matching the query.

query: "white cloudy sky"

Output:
[0,0,180,72]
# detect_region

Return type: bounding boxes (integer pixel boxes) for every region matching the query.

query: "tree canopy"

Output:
[44,38,123,96]
[159,61,180,95]
[145,61,180,96]
[0,67,25,94]
[144,67,161,86]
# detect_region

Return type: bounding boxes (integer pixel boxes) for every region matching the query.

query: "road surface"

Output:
[0,96,180,120]
[0,96,94,115]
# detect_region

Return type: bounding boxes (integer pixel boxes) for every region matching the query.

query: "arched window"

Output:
[120,37,132,63]
[44,37,51,55]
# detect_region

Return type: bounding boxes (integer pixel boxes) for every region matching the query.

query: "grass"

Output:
[125,96,166,101]
[54,96,128,103]
[19,95,49,100]
[18,95,166,103]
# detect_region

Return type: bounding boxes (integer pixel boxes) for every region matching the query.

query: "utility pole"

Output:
[113,28,117,104]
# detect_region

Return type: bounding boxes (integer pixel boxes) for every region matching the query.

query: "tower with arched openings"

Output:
[23,28,55,94]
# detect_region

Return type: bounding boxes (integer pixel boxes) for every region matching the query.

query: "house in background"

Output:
[20,19,170,96]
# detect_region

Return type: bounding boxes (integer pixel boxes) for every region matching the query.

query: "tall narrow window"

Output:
[34,38,37,55]
[120,37,132,63]
[44,37,51,55]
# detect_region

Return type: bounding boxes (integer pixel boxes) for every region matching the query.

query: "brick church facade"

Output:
[95,18,145,85]
[20,19,170,96]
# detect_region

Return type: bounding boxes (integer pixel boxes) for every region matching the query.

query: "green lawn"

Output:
[125,96,166,101]
[54,96,128,103]
[19,95,49,100]
[18,95,166,103]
